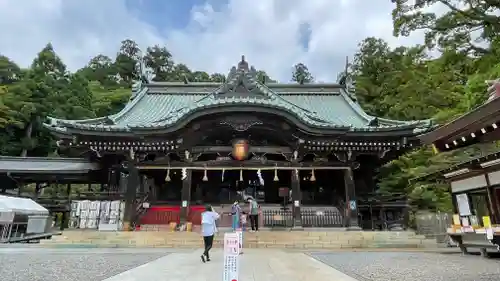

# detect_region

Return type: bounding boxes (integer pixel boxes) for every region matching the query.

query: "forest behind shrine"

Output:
[2,1,500,212]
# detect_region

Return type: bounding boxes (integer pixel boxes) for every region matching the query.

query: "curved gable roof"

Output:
[44,57,432,136]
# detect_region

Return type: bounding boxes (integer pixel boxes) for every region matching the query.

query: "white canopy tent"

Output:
[0,195,48,222]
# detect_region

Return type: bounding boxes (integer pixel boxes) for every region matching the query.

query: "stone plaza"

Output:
[1,247,500,281]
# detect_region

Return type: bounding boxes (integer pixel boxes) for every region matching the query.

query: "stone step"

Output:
[39,230,434,249]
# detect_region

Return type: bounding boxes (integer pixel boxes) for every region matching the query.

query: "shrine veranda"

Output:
[1,57,434,231]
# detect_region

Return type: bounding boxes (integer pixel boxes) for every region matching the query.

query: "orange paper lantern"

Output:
[233,139,249,160]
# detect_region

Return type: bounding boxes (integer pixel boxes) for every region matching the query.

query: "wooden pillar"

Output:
[291,169,302,228]
[123,163,139,231]
[180,169,192,224]
[485,173,499,224]
[17,180,23,196]
[149,177,158,202]
[60,212,67,231]
[344,167,360,230]
[61,183,72,231]
[139,175,145,194]
[34,183,41,200]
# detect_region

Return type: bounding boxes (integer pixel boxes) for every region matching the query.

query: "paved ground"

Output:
[1,247,500,281]
[311,251,500,281]
[0,248,171,281]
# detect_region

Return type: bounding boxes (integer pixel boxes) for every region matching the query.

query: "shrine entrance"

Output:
[150,167,346,207]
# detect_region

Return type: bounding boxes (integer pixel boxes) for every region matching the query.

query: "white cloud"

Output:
[0,0,429,82]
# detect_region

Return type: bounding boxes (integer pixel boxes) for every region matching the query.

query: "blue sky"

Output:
[0,0,438,82]
[126,0,210,30]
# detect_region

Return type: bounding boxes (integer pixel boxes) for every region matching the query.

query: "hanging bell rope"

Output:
[273,168,279,182]
[240,169,243,181]
[310,169,316,182]
[165,168,171,182]
[202,168,208,181]
[221,168,225,182]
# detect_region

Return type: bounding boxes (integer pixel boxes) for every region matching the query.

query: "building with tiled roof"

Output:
[44,56,433,230]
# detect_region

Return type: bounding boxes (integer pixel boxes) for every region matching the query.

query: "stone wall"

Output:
[41,230,436,249]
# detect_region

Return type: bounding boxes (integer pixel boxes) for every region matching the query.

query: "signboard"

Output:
[486,228,494,240]
[483,216,492,228]
[456,194,472,216]
[223,233,240,281]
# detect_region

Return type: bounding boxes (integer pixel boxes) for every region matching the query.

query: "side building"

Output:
[44,56,433,230]
[419,79,500,256]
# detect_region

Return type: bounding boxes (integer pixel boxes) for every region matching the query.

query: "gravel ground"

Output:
[0,248,172,281]
[310,251,500,281]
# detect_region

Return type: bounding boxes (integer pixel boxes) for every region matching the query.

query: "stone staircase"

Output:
[40,230,436,249]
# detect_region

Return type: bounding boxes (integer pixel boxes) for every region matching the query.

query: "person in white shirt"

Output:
[200,204,220,263]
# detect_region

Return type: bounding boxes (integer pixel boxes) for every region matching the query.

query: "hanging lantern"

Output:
[221,168,225,182]
[202,169,208,181]
[310,169,316,182]
[165,168,171,182]
[233,139,249,161]
[240,169,243,181]
[274,168,279,181]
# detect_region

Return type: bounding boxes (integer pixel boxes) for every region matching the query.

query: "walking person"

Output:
[248,199,259,232]
[200,204,219,263]
[231,200,242,231]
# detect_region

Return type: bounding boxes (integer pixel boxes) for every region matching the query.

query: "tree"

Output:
[350,37,467,120]
[167,64,192,82]
[291,63,314,84]
[256,70,276,83]
[391,0,500,55]
[15,43,69,156]
[143,45,174,81]
[210,73,226,83]
[78,55,117,88]
[0,55,21,84]
[90,81,130,117]
[115,39,141,83]
[191,71,211,82]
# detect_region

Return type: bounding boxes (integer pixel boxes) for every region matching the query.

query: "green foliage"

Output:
[292,63,314,83]
[368,0,500,211]
[0,39,279,158]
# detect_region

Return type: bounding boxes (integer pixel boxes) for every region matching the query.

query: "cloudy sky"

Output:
[0,0,429,82]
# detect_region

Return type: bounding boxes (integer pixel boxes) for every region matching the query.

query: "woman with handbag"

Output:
[200,204,220,263]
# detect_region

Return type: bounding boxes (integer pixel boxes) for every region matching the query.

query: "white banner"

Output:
[223,232,240,281]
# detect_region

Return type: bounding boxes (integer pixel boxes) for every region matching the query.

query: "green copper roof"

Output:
[44,57,433,136]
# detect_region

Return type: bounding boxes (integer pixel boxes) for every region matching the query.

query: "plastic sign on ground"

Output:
[223,232,240,281]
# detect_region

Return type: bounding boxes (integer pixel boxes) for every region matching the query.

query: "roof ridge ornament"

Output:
[337,56,357,102]
[238,55,249,71]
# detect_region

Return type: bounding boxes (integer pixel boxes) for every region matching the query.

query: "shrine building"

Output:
[43,56,434,229]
